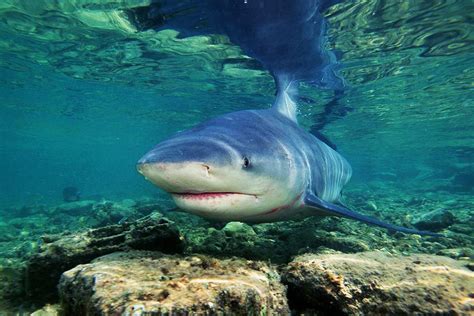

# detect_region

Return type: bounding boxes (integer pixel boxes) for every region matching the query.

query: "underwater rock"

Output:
[406,196,427,207]
[92,200,137,225]
[222,221,257,237]
[437,247,474,260]
[412,208,456,231]
[55,200,95,216]
[120,198,137,208]
[0,230,16,242]
[467,262,474,272]
[58,251,289,315]
[0,261,25,307]
[25,213,183,302]
[30,304,62,316]
[185,219,373,263]
[282,251,474,315]
[134,198,175,214]
[188,224,261,260]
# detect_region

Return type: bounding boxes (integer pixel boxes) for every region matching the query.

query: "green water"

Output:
[0,1,471,203]
[1,0,472,208]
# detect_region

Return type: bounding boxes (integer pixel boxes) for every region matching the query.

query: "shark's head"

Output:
[137,110,305,222]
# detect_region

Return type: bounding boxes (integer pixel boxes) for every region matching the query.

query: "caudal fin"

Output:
[304,193,442,237]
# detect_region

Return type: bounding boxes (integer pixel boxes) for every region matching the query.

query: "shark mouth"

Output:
[171,192,256,200]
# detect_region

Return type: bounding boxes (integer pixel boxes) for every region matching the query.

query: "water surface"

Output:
[0,0,472,212]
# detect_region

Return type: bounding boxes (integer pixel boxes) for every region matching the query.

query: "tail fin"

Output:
[272,74,299,122]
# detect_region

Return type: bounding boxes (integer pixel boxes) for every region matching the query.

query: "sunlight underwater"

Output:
[0,0,472,314]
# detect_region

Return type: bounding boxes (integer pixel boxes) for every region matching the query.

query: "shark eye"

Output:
[242,156,251,169]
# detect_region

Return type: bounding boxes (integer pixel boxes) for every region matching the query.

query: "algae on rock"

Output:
[282,251,474,315]
[59,251,289,315]
[25,213,184,302]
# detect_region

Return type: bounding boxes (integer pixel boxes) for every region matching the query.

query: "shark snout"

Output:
[137,160,224,193]
[137,136,255,196]
[137,138,235,165]
[137,161,211,178]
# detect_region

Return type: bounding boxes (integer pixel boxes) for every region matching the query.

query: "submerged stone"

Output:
[59,251,289,315]
[120,198,137,208]
[30,304,62,316]
[412,208,456,231]
[282,251,474,315]
[437,247,474,260]
[92,201,137,225]
[25,213,183,302]
[222,221,257,237]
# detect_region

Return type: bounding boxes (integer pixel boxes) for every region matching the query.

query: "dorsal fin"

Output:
[272,74,299,123]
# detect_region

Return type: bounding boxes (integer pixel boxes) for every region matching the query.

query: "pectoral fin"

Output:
[304,193,441,237]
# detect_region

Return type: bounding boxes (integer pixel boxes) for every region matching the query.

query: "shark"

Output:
[134,0,439,236]
[137,78,439,237]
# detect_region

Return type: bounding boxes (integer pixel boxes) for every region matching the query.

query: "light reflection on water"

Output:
[0,0,472,206]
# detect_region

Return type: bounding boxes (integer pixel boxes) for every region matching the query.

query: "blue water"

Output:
[1,0,472,208]
[0,0,473,312]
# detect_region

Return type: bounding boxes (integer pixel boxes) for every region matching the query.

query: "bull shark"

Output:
[137,79,440,237]
[135,0,439,236]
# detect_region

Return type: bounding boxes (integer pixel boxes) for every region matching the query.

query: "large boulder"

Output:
[59,251,289,315]
[282,251,474,315]
[25,213,183,302]
[411,208,456,231]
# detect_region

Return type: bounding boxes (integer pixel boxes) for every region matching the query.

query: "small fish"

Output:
[62,186,80,202]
